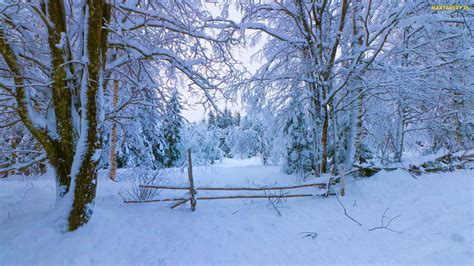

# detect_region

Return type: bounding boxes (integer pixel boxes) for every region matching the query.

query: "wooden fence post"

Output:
[339,164,345,197]
[188,149,197,211]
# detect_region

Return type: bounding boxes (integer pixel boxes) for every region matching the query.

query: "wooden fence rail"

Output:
[125,193,317,204]
[139,183,327,191]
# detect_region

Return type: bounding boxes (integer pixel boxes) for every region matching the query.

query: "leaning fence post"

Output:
[188,149,197,211]
[339,164,345,197]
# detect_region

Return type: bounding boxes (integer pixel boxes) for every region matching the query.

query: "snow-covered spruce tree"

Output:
[0,0,241,231]
[113,88,166,170]
[283,110,314,177]
[181,121,221,165]
[226,117,257,159]
[97,72,169,172]
[207,111,217,130]
[161,90,183,168]
[226,114,275,163]
[250,115,274,164]
[217,107,235,157]
[234,112,241,127]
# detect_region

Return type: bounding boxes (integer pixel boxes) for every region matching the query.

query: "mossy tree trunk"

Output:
[0,0,110,231]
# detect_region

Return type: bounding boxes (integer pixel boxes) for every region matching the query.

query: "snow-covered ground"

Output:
[1,158,473,265]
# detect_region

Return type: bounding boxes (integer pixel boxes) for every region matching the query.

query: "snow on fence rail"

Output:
[123,149,341,210]
[139,183,328,191]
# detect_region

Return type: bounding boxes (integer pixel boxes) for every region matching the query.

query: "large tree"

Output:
[0,0,240,231]
[240,0,472,173]
[241,0,411,174]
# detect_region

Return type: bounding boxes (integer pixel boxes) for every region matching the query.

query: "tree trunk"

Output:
[9,134,18,176]
[108,79,119,181]
[452,91,464,148]
[67,153,99,231]
[321,104,329,173]
[394,105,405,163]
[310,106,322,176]
[65,0,108,231]
[42,0,109,231]
[354,91,364,164]
[330,102,338,175]
[345,96,358,170]
[350,0,365,166]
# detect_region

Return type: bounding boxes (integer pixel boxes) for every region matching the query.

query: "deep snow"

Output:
[1,158,473,265]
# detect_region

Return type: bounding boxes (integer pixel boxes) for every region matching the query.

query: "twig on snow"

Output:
[264,189,287,216]
[300,232,318,239]
[368,208,403,233]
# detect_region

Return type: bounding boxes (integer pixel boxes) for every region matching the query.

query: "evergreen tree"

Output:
[283,111,314,177]
[252,118,273,165]
[216,108,234,157]
[208,111,217,129]
[234,112,241,127]
[110,87,166,171]
[217,108,234,129]
[114,110,165,170]
[162,90,183,168]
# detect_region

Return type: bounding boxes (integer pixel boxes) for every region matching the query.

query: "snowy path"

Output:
[1,161,473,265]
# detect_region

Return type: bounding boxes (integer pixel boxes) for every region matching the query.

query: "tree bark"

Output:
[0,0,110,231]
[108,79,119,181]
[354,92,364,164]
[452,90,464,148]
[10,133,18,176]
[66,0,109,231]
[321,104,329,174]
[321,0,348,174]
[330,104,338,175]
[394,104,406,163]
[351,0,365,165]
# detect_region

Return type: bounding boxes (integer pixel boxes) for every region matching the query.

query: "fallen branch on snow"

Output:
[329,184,362,226]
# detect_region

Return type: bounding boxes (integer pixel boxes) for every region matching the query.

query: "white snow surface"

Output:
[1,159,473,265]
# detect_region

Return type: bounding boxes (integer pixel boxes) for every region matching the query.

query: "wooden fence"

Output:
[124,149,345,210]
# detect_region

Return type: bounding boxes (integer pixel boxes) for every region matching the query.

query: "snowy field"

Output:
[1,158,473,265]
